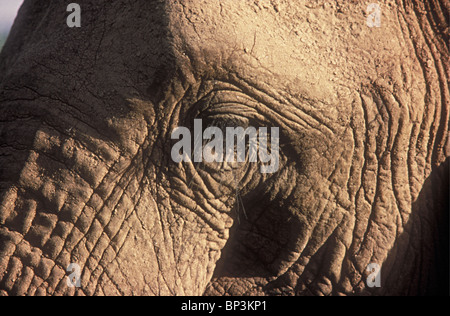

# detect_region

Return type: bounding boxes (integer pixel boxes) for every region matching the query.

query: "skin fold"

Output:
[0,0,448,296]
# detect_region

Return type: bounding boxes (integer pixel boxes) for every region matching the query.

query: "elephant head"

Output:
[0,0,448,296]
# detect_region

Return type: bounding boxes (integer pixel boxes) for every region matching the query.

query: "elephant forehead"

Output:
[166,0,406,101]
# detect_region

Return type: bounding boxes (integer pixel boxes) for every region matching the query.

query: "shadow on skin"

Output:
[208,157,449,296]
[380,157,449,296]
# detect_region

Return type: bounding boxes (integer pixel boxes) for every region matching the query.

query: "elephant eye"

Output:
[185,84,265,128]
[201,114,250,133]
[170,84,281,173]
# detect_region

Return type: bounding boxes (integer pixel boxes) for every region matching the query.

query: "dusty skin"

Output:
[0,0,448,296]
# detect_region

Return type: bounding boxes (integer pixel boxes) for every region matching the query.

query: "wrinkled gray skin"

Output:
[0,0,448,296]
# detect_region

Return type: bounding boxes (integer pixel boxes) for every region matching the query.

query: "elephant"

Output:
[0,0,448,296]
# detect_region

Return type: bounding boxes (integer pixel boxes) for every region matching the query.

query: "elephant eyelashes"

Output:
[169,84,282,174]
